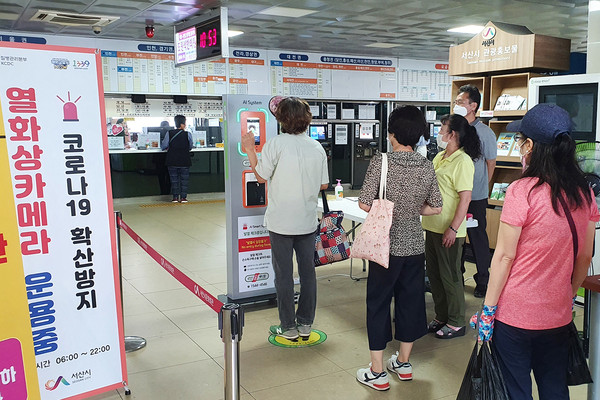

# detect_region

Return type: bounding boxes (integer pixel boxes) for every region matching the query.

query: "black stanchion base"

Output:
[218,293,277,307]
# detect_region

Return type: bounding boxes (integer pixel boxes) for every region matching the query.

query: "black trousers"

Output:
[462,198,491,286]
[366,254,427,350]
[491,320,570,400]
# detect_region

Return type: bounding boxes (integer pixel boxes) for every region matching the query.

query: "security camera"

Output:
[92,26,101,35]
[145,26,155,38]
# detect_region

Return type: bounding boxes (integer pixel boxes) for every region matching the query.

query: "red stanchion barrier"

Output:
[117,217,224,313]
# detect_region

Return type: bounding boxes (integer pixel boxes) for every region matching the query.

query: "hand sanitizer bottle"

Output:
[335,179,344,200]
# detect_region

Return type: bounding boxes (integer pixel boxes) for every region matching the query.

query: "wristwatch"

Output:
[448,225,458,233]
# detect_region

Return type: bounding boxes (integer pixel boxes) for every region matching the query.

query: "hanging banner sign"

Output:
[0,41,126,400]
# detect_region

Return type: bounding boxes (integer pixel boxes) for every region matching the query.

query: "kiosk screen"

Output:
[247,118,261,144]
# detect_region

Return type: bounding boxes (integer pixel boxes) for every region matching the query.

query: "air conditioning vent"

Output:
[31,10,119,27]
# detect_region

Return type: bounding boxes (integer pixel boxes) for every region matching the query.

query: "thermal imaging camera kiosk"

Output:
[223,95,278,302]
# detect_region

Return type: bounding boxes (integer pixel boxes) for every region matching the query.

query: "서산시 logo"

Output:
[45,376,70,391]
[481,26,496,40]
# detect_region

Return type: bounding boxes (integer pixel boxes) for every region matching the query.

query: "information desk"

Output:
[582,275,600,400]
[108,147,224,198]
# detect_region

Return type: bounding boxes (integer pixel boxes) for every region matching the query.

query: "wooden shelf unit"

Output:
[490,72,541,114]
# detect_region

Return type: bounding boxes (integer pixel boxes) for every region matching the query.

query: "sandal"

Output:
[427,319,446,333]
[435,325,466,339]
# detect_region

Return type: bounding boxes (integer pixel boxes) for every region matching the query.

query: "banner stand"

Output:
[114,211,147,356]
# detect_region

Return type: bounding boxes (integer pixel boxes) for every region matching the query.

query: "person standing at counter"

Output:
[241,96,329,340]
[161,115,193,203]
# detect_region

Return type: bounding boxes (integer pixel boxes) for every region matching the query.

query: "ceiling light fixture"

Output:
[228,30,244,37]
[258,6,317,18]
[365,43,401,48]
[590,0,600,12]
[447,25,484,34]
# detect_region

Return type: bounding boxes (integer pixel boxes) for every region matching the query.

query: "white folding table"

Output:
[317,197,478,281]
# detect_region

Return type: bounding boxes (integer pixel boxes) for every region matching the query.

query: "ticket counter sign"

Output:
[0,42,126,399]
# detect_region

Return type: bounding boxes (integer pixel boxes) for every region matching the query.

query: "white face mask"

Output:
[453,105,468,117]
[436,134,447,149]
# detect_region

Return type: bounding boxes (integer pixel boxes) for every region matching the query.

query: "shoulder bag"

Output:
[314,190,351,266]
[350,152,394,268]
[558,194,593,386]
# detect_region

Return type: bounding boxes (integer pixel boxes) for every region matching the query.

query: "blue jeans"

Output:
[268,230,317,330]
[491,320,570,400]
[168,166,190,198]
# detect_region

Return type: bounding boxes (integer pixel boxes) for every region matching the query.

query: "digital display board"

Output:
[174,7,229,67]
[175,26,197,65]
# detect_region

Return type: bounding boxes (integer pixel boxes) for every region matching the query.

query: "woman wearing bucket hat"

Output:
[476,104,598,399]
[241,96,329,341]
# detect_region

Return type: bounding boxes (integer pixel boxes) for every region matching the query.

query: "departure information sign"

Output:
[174,7,229,67]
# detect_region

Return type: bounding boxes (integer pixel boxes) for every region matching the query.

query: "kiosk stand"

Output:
[221,95,278,303]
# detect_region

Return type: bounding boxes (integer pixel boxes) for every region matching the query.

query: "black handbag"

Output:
[558,195,593,386]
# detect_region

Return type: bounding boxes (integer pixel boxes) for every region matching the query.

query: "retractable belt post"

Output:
[219,303,244,400]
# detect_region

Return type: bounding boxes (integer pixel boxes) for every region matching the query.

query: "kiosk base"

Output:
[218,292,277,306]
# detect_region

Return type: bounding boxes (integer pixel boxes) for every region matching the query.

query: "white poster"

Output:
[335,125,348,145]
[0,42,126,399]
[237,215,274,293]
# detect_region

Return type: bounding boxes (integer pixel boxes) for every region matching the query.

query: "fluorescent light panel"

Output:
[258,6,317,18]
[447,25,484,34]
[365,43,401,48]
[591,1,600,12]
[228,30,244,37]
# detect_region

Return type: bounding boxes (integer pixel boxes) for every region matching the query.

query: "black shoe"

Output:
[474,284,487,298]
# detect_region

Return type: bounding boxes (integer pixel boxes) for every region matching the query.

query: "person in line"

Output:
[422,114,480,339]
[161,114,193,203]
[479,104,598,399]
[455,84,497,298]
[241,97,328,340]
[355,106,443,391]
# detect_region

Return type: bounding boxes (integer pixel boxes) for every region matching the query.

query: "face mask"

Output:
[453,105,468,117]
[436,134,447,149]
[518,144,530,171]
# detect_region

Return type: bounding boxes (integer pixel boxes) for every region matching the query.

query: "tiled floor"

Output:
[88,193,589,400]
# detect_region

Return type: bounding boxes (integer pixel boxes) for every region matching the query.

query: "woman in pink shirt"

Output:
[478,104,599,399]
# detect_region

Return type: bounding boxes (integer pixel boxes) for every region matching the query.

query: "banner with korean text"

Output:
[0,42,126,400]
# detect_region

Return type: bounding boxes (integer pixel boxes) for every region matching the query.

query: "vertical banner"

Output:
[0,42,126,399]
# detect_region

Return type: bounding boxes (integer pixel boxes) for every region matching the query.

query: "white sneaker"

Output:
[387,352,413,381]
[356,366,389,391]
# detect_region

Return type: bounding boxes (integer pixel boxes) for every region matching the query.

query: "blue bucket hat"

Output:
[506,103,572,144]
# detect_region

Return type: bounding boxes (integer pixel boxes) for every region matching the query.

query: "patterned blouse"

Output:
[359,151,443,257]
